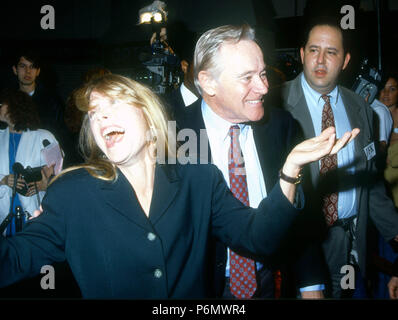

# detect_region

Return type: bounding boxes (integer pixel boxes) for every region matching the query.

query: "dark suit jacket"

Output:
[163,85,198,122]
[281,74,398,277]
[163,86,186,120]
[175,99,327,297]
[0,163,300,298]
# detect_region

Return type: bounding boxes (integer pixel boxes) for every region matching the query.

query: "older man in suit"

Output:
[280,19,398,298]
[175,24,327,299]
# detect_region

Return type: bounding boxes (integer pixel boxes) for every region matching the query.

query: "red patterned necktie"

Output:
[320,95,338,226]
[228,125,257,299]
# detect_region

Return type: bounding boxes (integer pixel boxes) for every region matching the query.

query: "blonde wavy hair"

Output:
[53,74,175,183]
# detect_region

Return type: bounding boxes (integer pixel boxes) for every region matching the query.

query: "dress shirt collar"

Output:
[180,83,198,107]
[301,73,340,106]
[201,100,249,142]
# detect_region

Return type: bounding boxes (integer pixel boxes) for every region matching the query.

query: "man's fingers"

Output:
[319,133,335,155]
[314,126,336,143]
[289,126,359,168]
[347,128,360,144]
[330,128,360,155]
[330,132,351,154]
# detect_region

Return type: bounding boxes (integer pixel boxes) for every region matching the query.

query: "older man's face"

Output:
[300,25,350,95]
[211,39,268,123]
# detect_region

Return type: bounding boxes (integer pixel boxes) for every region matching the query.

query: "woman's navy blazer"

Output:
[0,163,300,298]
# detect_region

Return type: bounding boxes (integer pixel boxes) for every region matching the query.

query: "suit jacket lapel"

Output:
[149,164,180,225]
[284,75,316,140]
[283,75,320,185]
[252,123,274,192]
[100,171,150,231]
[339,86,372,173]
[99,165,180,229]
[176,89,186,112]
[178,99,212,163]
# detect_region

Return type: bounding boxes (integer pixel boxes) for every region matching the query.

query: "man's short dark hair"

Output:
[13,49,41,69]
[301,16,351,54]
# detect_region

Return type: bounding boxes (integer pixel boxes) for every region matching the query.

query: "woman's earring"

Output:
[150,127,157,144]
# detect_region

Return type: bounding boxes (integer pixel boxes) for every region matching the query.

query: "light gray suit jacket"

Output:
[281,74,398,276]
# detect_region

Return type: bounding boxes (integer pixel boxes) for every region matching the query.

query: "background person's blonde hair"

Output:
[53,74,175,183]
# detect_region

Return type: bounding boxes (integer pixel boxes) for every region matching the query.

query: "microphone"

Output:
[43,139,50,147]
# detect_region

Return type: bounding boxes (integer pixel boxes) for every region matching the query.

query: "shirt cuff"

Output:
[299,284,325,292]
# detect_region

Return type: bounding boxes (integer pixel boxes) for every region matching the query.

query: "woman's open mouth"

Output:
[102,126,125,148]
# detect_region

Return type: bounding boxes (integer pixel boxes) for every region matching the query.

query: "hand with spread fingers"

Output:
[279,126,360,203]
[285,126,360,172]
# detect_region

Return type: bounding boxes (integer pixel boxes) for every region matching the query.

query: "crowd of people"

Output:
[0,15,397,300]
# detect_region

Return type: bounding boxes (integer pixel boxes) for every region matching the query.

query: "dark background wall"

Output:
[0,0,397,102]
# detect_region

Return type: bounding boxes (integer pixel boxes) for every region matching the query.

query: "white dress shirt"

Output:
[180,83,198,107]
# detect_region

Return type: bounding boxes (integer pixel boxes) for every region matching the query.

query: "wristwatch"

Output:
[279,169,302,185]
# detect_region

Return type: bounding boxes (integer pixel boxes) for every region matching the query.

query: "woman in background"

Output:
[381,74,398,146]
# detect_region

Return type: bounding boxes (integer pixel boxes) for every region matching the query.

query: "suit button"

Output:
[154,269,162,278]
[147,232,156,241]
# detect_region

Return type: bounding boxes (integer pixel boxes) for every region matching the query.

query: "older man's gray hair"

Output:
[193,24,256,95]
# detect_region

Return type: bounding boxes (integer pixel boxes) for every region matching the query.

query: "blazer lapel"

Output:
[100,165,181,229]
[284,75,316,140]
[100,171,151,231]
[178,99,212,164]
[339,86,372,173]
[252,123,273,192]
[148,164,180,225]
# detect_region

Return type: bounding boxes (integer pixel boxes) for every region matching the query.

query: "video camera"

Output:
[135,1,182,95]
[13,162,43,195]
[135,48,181,95]
[352,58,382,104]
